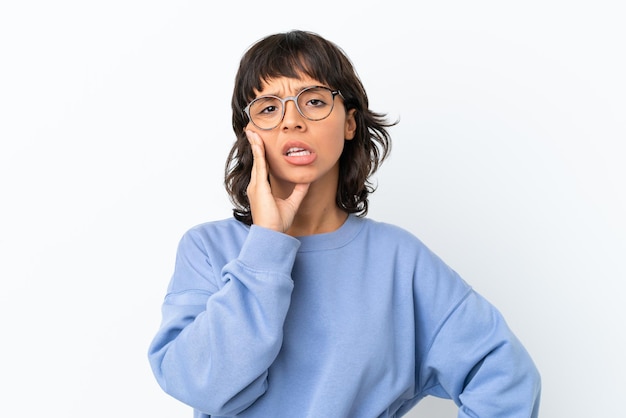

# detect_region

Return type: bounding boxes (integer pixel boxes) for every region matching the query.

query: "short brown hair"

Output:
[225,30,396,225]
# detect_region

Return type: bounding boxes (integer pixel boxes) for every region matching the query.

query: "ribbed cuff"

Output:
[238,225,301,273]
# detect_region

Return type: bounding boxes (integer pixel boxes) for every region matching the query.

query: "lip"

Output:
[282,141,317,165]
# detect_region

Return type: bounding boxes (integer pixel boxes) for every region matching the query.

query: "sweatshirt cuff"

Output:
[238,225,301,273]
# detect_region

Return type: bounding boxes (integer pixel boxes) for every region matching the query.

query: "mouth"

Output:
[284,147,312,157]
[282,142,317,165]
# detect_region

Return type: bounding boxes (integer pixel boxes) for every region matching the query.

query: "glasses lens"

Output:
[297,87,335,121]
[249,96,283,129]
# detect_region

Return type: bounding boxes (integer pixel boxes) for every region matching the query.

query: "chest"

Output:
[284,253,414,358]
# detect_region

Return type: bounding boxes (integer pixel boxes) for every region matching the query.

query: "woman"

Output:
[148,30,541,417]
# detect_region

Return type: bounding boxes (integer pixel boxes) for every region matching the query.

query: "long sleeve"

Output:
[147,215,541,417]
[147,224,300,416]
[413,248,541,417]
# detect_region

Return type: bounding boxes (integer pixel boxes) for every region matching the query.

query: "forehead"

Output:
[255,74,323,97]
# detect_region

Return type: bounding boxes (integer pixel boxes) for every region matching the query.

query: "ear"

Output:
[344,109,357,140]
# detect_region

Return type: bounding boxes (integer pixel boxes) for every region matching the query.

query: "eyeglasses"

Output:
[243,86,343,130]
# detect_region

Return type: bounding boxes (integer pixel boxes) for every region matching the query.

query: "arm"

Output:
[148,225,300,416]
[413,248,541,417]
[421,290,541,417]
[148,129,308,415]
[418,275,541,418]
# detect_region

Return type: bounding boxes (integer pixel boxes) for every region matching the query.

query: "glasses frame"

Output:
[243,85,343,130]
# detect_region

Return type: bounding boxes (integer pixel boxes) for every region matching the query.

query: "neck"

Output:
[271,178,347,236]
[270,164,349,236]
[287,202,349,236]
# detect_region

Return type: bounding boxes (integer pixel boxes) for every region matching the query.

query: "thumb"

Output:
[285,183,310,211]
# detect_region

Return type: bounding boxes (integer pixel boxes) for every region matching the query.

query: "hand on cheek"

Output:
[245,130,310,233]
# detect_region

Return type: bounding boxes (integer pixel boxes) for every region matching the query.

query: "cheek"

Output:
[262,140,283,166]
[264,150,281,167]
[324,124,349,153]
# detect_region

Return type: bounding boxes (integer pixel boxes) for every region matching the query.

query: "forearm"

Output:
[148,226,299,415]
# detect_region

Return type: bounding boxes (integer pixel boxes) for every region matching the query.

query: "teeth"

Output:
[286,147,310,157]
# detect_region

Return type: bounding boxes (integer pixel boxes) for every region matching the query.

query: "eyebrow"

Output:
[257,84,327,98]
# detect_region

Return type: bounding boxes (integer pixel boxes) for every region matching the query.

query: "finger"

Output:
[246,133,257,186]
[246,130,260,188]
[285,183,310,211]
[246,130,267,180]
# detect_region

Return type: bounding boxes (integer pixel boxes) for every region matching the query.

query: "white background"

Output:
[1,1,624,417]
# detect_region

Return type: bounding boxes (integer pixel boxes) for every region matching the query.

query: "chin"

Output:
[270,167,337,189]
[282,177,316,186]
[271,171,315,185]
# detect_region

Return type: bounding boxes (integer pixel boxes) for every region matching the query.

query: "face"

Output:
[245,75,357,196]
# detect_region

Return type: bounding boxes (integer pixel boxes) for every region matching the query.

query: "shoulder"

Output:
[185,217,248,238]
[358,216,427,250]
[177,217,250,254]
[359,217,460,278]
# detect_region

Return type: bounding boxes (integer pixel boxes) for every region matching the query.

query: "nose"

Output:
[281,98,304,129]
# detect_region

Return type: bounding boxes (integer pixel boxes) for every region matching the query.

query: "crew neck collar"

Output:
[294,214,365,252]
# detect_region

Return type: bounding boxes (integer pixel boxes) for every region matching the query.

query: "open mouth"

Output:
[285,147,311,157]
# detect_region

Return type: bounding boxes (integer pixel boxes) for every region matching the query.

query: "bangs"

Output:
[260,53,316,83]
[240,34,341,101]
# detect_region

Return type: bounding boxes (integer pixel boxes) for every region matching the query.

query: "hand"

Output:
[246,130,310,233]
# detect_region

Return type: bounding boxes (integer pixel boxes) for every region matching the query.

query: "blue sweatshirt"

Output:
[148,215,541,417]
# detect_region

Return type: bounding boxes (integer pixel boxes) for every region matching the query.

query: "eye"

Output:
[301,90,330,108]
[306,97,327,107]
[259,105,279,114]
[250,97,281,117]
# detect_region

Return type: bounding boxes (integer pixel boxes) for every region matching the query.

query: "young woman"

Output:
[148,30,541,418]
